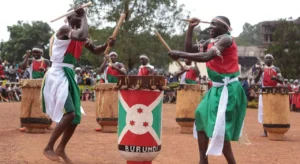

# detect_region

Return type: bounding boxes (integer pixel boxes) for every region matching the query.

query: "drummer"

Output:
[99,52,126,83]
[292,80,299,111]
[138,54,154,76]
[174,59,199,84]
[19,45,51,131]
[254,54,283,137]
[20,45,51,79]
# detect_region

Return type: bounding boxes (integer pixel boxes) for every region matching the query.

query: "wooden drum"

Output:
[20,79,52,133]
[176,84,206,134]
[95,83,118,133]
[117,76,165,164]
[262,87,290,141]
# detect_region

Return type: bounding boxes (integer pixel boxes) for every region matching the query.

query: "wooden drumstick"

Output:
[181,19,210,24]
[104,13,126,65]
[50,1,93,22]
[154,30,184,69]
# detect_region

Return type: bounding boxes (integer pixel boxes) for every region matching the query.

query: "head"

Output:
[67,9,82,29]
[264,54,274,66]
[290,79,294,83]
[184,59,192,65]
[109,52,118,63]
[153,69,158,75]
[139,54,149,66]
[209,16,231,38]
[294,80,299,85]
[284,79,288,84]
[32,45,43,60]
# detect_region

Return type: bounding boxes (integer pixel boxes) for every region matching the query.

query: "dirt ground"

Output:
[0,102,300,164]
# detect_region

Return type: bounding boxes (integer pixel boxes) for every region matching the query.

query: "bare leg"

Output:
[43,112,75,162]
[197,131,209,164]
[222,141,236,164]
[55,124,77,164]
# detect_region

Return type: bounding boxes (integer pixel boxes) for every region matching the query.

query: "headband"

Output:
[109,52,118,57]
[140,55,149,61]
[265,54,274,59]
[213,17,232,31]
[32,48,43,53]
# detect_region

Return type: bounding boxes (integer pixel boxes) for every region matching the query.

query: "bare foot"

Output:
[43,148,60,161]
[55,149,73,164]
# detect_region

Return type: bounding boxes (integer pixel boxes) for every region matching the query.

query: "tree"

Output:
[73,0,187,70]
[266,20,300,78]
[235,23,262,46]
[0,21,53,64]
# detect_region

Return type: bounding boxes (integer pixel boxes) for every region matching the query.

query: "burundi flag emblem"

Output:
[118,90,163,161]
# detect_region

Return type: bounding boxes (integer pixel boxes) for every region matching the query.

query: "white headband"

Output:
[140,55,149,61]
[109,52,118,57]
[213,17,232,31]
[32,48,43,53]
[265,54,274,59]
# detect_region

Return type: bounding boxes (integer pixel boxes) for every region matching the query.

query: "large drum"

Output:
[95,83,118,133]
[117,76,165,164]
[20,79,52,133]
[176,84,206,134]
[262,87,290,141]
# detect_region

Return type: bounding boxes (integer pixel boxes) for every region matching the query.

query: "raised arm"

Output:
[56,7,88,41]
[20,50,32,70]
[99,57,108,74]
[185,18,200,53]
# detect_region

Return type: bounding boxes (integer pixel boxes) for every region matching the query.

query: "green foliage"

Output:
[266,20,300,78]
[235,23,262,46]
[73,0,188,70]
[0,21,53,64]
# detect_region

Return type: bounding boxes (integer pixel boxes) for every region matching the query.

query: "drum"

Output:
[20,79,52,133]
[262,87,290,141]
[176,84,206,134]
[95,83,118,133]
[117,76,165,164]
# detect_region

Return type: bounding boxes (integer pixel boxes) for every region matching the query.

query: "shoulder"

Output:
[218,35,232,45]
[57,25,71,38]
[59,25,71,33]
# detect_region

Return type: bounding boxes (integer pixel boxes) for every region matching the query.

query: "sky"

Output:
[0,0,299,41]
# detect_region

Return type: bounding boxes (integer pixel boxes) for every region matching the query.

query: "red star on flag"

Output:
[137,108,143,114]
[143,121,149,127]
[130,120,135,126]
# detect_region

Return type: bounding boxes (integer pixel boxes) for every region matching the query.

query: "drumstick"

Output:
[104,13,127,65]
[154,30,185,69]
[181,19,210,24]
[50,1,93,22]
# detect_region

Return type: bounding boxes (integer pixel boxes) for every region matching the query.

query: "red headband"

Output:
[213,17,232,31]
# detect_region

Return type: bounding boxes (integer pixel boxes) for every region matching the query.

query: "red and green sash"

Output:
[32,59,47,79]
[185,69,197,84]
[63,40,84,65]
[262,66,278,87]
[106,66,120,83]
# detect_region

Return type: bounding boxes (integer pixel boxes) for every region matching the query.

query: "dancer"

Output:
[42,6,115,163]
[168,16,247,164]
